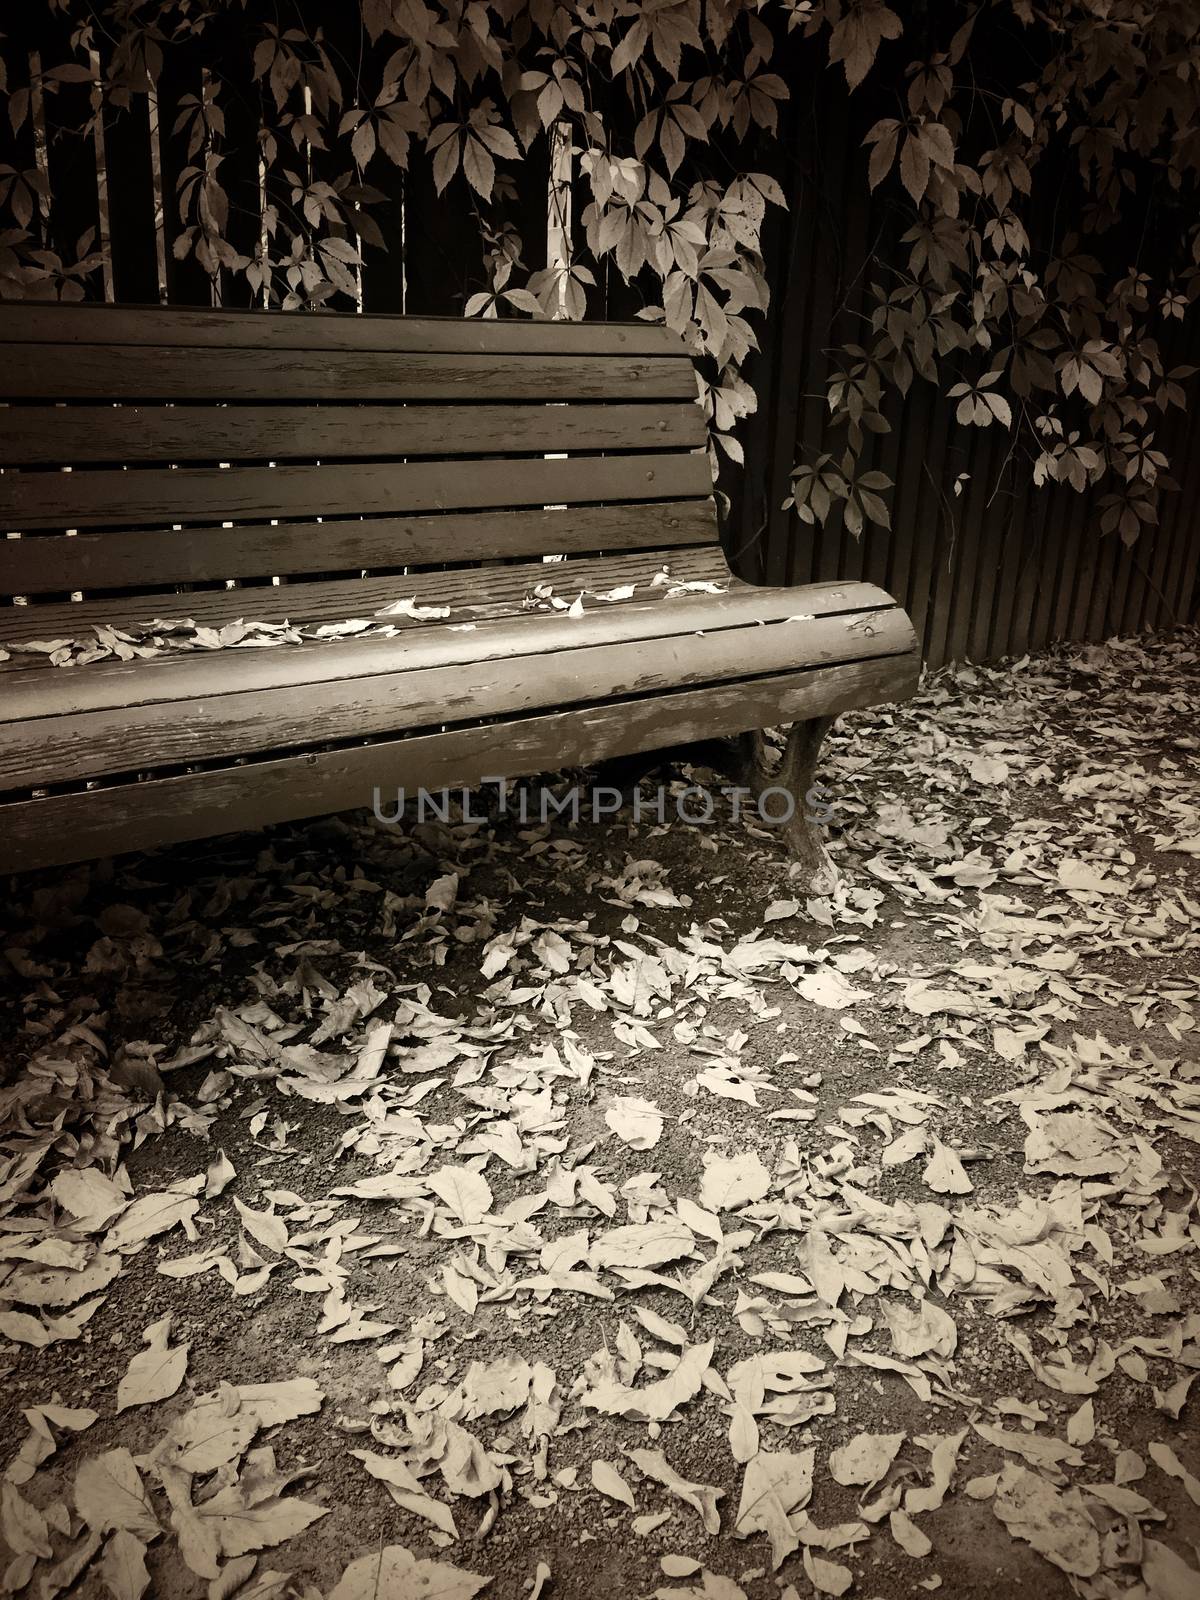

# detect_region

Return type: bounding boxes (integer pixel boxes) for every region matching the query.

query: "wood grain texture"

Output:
[0,560,893,661]
[0,451,713,530]
[2,401,707,466]
[4,345,699,402]
[3,609,918,787]
[0,302,685,356]
[0,543,737,644]
[0,500,719,596]
[3,589,911,721]
[0,654,919,874]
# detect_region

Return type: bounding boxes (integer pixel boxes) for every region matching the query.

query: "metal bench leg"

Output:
[731,718,837,891]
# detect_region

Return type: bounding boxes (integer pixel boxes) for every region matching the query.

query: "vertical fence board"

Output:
[1030,485,1062,651]
[770,187,821,586]
[209,18,262,312]
[37,20,103,285]
[767,196,818,585]
[1049,486,1087,644]
[1011,486,1055,659]
[518,141,554,303]
[946,427,995,663]
[985,476,1031,660]
[727,187,794,581]
[907,386,955,657]
[1165,433,1200,630]
[922,472,961,671]
[866,385,905,609]
[100,80,160,304]
[1140,485,1180,632]
[828,90,876,594]
[1133,324,1199,633]
[361,159,407,314]
[154,43,211,306]
[1099,541,1130,639]
[1076,491,1115,641]
[881,379,929,620]
[0,25,40,260]
[803,86,853,590]
[402,158,485,316]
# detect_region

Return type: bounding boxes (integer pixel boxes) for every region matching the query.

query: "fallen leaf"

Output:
[626,1448,723,1534]
[605,1096,664,1150]
[426,1166,493,1224]
[51,1169,129,1230]
[583,1339,715,1422]
[803,1547,853,1595]
[98,1529,151,1600]
[205,1150,237,1199]
[1148,1441,1200,1506]
[991,1464,1100,1577]
[890,1508,932,1557]
[829,1432,904,1489]
[331,1545,488,1599]
[921,1139,974,1195]
[104,1191,199,1253]
[700,1151,770,1213]
[350,1450,458,1538]
[74,1451,158,1539]
[734,1448,813,1568]
[116,1316,189,1412]
[591,1459,636,1510]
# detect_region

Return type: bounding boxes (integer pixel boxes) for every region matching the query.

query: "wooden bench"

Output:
[0,303,919,878]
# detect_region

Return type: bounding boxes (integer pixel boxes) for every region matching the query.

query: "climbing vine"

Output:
[3,1,1199,543]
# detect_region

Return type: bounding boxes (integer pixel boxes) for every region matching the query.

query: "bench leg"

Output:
[596,723,836,890]
[730,718,838,891]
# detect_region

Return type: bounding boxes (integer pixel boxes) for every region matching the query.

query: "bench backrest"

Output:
[0,304,716,618]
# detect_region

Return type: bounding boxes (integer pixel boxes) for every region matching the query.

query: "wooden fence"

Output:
[3,13,1197,668]
[0,9,546,318]
[721,52,1200,666]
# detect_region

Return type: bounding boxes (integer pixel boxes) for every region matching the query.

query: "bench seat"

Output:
[0,303,919,874]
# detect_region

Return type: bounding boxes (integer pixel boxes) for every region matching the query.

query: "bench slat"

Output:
[0,501,718,597]
[0,654,920,873]
[0,304,683,356]
[0,452,712,532]
[1,401,706,467]
[4,346,699,402]
[3,606,916,787]
[2,565,890,680]
[4,584,906,719]
[1,544,746,644]
[1,570,896,690]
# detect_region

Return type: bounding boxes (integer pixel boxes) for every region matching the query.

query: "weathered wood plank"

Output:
[0,500,718,596]
[0,566,893,663]
[0,451,713,530]
[3,345,699,402]
[0,654,919,874]
[0,303,685,356]
[2,401,707,466]
[3,608,918,786]
[0,543,738,643]
[2,584,910,721]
